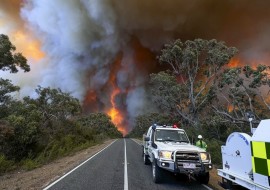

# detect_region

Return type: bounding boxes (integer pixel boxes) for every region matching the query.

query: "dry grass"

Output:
[208,166,224,190]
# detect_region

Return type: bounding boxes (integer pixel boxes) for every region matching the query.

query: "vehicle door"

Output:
[148,129,155,161]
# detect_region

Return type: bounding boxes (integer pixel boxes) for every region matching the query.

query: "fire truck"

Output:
[218,119,270,190]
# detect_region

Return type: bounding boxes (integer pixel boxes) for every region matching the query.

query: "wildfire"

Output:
[106,68,126,135]
[228,58,241,68]
[107,87,125,134]
[228,104,234,112]
[227,58,269,70]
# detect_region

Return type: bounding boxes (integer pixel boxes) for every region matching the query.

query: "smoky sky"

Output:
[1,0,270,132]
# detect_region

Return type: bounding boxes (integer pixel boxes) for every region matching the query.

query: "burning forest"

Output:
[1,0,270,134]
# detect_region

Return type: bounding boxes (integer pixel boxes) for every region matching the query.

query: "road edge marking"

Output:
[190,176,213,190]
[43,139,118,190]
[130,138,142,146]
[124,138,129,190]
[202,184,213,190]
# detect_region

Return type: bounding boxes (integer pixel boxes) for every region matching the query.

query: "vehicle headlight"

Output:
[159,151,173,160]
[200,152,210,162]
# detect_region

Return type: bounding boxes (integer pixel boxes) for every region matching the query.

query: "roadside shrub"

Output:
[0,154,14,174]
[21,159,39,171]
[206,139,223,166]
[77,113,122,138]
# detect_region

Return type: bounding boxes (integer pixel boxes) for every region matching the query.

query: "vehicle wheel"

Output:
[143,153,150,165]
[152,159,163,183]
[197,172,209,184]
[221,177,233,190]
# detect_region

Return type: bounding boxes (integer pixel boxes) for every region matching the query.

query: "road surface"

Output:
[44,138,211,190]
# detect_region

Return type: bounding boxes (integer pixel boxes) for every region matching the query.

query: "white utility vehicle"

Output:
[218,119,270,190]
[143,124,212,184]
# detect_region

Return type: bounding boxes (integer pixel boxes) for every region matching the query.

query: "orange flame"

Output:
[228,58,241,68]
[228,104,234,112]
[107,87,125,134]
[228,58,268,69]
[106,54,127,135]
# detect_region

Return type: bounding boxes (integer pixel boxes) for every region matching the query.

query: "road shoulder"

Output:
[0,139,116,190]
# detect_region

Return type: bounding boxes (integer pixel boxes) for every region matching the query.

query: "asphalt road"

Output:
[44,138,210,190]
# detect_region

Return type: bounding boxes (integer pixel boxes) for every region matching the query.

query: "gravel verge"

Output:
[0,139,115,190]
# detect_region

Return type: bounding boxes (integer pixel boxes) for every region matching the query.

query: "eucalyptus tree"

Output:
[0,34,29,73]
[0,79,20,118]
[0,34,29,118]
[214,65,270,124]
[151,39,238,126]
[34,86,81,123]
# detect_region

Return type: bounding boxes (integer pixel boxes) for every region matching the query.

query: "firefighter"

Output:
[196,135,207,151]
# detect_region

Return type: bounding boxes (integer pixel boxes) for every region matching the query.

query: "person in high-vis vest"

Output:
[196,135,207,151]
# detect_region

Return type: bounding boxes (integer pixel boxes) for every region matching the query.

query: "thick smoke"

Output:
[1,0,270,133]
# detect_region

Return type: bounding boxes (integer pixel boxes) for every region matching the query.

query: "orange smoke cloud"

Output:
[12,30,44,60]
[0,0,44,61]
[0,19,4,28]
[83,90,97,108]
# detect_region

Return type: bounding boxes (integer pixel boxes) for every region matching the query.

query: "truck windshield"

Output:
[155,129,189,143]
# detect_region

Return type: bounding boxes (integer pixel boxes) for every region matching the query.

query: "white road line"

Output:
[43,139,117,190]
[202,184,213,190]
[190,176,213,190]
[124,138,129,190]
[130,138,142,146]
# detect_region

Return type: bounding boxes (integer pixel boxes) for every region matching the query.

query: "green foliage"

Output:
[38,134,84,162]
[206,139,223,166]
[0,86,122,173]
[21,159,39,171]
[128,113,177,138]
[158,39,237,76]
[0,79,20,119]
[0,154,15,174]
[0,78,20,103]
[34,86,82,122]
[77,113,122,138]
[149,71,183,115]
[0,100,41,160]
[0,34,30,73]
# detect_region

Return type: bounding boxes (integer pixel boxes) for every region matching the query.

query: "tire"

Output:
[152,159,163,183]
[143,153,150,165]
[197,172,209,184]
[221,177,233,190]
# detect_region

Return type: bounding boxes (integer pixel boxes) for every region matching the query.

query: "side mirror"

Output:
[144,136,150,141]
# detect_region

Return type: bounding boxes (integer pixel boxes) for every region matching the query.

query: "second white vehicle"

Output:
[143,124,212,184]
